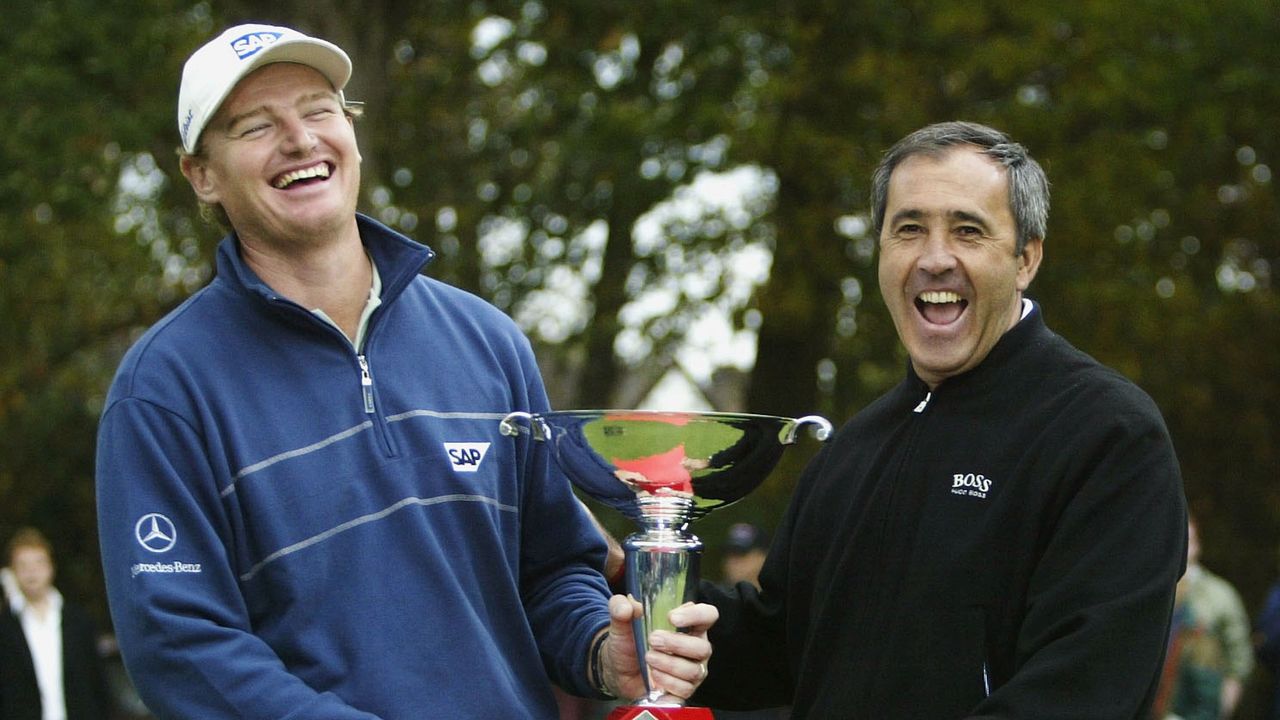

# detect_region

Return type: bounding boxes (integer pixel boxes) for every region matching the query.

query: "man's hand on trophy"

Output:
[594,594,718,703]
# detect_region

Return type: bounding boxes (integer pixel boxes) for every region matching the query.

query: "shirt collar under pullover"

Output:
[903,298,1047,404]
[213,213,435,317]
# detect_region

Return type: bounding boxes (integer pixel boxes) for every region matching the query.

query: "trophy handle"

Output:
[499,411,551,441]
[780,415,833,445]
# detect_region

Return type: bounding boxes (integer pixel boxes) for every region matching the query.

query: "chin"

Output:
[910,347,970,382]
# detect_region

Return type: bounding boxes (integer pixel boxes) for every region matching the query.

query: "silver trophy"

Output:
[500,410,831,711]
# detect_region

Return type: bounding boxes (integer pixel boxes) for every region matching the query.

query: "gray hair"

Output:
[870,121,1049,254]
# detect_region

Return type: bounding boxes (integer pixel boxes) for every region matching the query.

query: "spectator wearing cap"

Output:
[722,523,770,590]
[714,531,792,720]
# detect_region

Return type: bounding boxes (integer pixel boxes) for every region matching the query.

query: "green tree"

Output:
[0,0,210,618]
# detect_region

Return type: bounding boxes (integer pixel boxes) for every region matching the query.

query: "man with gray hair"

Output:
[693,121,1187,718]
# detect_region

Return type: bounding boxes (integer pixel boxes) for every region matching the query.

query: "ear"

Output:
[1016,237,1044,292]
[348,115,364,164]
[180,154,221,204]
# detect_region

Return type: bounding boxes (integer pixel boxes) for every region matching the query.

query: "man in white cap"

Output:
[95,24,716,718]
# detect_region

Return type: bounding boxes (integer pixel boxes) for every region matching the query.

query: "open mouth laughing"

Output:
[915,290,968,325]
[272,162,332,189]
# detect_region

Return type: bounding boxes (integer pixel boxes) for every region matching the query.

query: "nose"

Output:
[279,115,318,154]
[917,230,957,275]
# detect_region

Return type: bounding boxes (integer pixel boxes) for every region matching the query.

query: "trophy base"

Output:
[607,706,714,720]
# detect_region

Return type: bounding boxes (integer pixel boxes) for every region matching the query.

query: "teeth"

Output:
[919,291,962,304]
[274,163,330,189]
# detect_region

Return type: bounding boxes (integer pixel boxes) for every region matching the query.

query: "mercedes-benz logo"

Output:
[135,514,177,553]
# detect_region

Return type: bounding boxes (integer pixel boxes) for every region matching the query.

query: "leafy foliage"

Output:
[0,0,208,613]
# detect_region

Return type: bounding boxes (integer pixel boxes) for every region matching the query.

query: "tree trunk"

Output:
[746,191,841,418]
[574,199,636,407]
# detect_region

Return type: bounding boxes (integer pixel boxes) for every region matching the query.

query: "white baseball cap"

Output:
[177,24,352,154]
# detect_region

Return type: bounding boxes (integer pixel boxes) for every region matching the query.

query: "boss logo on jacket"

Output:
[951,473,993,498]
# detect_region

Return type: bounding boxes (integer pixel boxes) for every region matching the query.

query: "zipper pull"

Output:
[912,391,932,414]
[357,355,375,414]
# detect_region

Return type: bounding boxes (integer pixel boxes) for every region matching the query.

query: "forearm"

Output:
[519,448,613,695]
[586,626,615,699]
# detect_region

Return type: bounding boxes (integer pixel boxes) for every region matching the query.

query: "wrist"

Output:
[588,629,615,699]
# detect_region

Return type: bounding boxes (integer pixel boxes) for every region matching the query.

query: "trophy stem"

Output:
[623,495,701,706]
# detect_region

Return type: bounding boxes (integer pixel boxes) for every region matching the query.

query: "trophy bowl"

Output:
[500,410,831,716]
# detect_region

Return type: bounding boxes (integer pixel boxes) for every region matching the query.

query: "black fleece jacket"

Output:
[695,304,1187,719]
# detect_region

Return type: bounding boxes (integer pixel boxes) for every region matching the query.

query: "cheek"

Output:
[876,248,894,284]
[17,567,46,585]
[877,252,910,304]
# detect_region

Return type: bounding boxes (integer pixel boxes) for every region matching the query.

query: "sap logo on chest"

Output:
[231,31,284,60]
[444,442,491,473]
[950,472,993,499]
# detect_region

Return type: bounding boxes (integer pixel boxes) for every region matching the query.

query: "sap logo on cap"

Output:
[135,513,177,553]
[444,442,491,473]
[231,31,284,60]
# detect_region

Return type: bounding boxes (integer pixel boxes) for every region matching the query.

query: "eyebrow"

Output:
[887,208,925,227]
[949,209,990,228]
[888,208,991,229]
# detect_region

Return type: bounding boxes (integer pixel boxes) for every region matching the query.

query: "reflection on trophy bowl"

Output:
[498,410,833,525]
